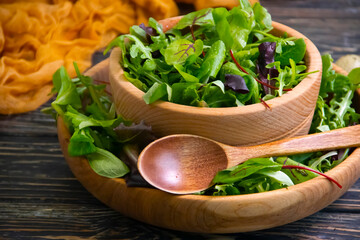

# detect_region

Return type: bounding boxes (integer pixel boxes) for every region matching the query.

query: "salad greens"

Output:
[106,0,312,108]
[46,57,359,196]
[46,0,360,196]
[46,53,360,196]
[44,63,156,180]
[202,55,360,196]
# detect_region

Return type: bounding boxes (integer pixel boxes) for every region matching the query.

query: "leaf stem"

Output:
[281,165,342,189]
[259,98,271,110]
[229,49,292,91]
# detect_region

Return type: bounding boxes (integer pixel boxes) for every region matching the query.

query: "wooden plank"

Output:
[0,0,359,238]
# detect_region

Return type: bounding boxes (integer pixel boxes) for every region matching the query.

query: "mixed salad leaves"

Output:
[205,54,360,196]
[43,63,156,183]
[45,55,360,196]
[45,0,360,196]
[105,0,313,108]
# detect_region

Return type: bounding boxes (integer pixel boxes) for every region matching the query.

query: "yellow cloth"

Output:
[0,0,178,114]
[0,0,257,114]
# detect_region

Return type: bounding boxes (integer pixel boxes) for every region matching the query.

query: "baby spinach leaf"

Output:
[212,158,282,184]
[171,82,200,105]
[164,39,203,65]
[52,66,82,110]
[234,48,259,61]
[211,80,226,94]
[275,38,306,66]
[227,7,255,50]
[201,85,237,107]
[174,64,199,83]
[276,157,318,184]
[143,82,168,104]
[256,169,294,187]
[212,7,233,50]
[148,17,164,37]
[253,2,272,32]
[68,128,97,156]
[65,105,123,130]
[348,67,360,84]
[198,40,226,82]
[87,147,129,178]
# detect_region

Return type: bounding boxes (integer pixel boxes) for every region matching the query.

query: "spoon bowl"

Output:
[138,135,228,194]
[138,125,360,194]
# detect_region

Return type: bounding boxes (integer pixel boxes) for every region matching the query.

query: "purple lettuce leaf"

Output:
[224,74,249,94]
[256,42,279,94]
[139,23,157,43]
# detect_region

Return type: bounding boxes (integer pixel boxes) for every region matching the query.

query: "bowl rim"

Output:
[109,17,322,116]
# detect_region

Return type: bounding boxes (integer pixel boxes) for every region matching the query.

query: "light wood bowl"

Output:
[109,17,323,146]
[57,59,360,233]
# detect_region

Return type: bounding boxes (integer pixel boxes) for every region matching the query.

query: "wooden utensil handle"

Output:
[228,125,360,167]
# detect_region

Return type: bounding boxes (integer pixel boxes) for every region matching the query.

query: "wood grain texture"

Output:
[56,60,360,233]
[109,19,323,146]
[1,0,360,239]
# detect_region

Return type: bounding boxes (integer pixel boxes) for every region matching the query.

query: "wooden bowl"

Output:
[57,59,360,233]
[109,17,323,146]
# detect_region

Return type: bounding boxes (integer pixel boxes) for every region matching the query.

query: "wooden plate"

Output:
[57,59,360,234]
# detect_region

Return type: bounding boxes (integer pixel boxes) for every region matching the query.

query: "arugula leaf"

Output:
[123,72,149,92]
[130,25,148,43]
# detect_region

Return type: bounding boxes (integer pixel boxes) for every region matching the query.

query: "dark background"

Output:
[1,0,360,239]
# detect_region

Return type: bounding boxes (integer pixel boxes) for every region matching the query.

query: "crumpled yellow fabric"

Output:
[0,0,178,114]
[0,0,258,114]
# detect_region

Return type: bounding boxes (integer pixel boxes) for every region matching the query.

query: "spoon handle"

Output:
[227,124,360,167]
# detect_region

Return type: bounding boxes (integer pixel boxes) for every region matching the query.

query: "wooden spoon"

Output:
[137,124,360,194]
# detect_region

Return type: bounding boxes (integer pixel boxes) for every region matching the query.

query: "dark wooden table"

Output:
[1,0,360,239]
